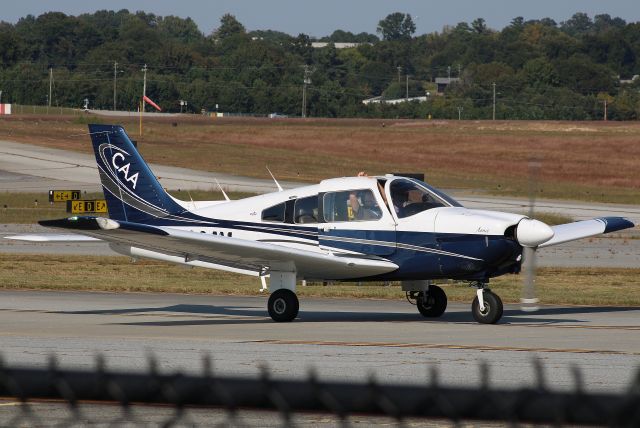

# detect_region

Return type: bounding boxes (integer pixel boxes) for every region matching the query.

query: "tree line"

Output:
[0,10,639,120]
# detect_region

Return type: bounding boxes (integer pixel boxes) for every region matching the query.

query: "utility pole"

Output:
[405,74,409,99]
[48,67,53,109]
[397,66,402,83]
[457,106,463,120]
[141,64,148,113]
[301,65,312,118]
[492,82,496,121]
[604,99,608,121]
[113,61,118,111]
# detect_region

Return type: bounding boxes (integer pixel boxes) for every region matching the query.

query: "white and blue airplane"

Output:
[10,124,635,323]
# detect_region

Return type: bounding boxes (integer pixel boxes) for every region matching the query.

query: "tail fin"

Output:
[88,124,184,223]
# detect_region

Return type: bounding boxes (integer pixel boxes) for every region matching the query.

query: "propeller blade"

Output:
[521,158,542,312]
[521,246,539,312]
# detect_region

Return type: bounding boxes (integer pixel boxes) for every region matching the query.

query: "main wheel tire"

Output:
[417,285,448,318]
[472,290,503,324]
[268,289,299,322]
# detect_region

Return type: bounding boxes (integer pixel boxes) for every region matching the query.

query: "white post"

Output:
[141,64,148,113]
[113,61,118,111]
[405,74,409,99]
[48,68,53,113]
[492,82,496,120]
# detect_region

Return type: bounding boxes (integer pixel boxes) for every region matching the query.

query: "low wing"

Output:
[36,217,398,280]
[538,217,635,248]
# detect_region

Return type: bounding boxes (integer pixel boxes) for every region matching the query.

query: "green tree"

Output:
[561,12,593,36]
[523,58,559,88]
[377,13,416,41]
[471,18,488,34]
[213,14,245,40]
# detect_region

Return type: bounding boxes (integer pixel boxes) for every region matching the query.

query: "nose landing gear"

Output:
[471,285,503,324]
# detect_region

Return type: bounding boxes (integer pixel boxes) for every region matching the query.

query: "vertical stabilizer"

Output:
[88,124,185,223]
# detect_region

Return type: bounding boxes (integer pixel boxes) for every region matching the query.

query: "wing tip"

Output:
[39,217,102,230]
[599,217,636,234]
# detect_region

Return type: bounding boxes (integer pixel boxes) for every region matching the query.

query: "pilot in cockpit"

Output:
[349,190,382,220]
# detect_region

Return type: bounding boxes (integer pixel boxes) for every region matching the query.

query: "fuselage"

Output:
[118,175,527,282]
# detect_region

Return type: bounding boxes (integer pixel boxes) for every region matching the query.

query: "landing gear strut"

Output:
[416,285,447,317]
[268,289,299,322]
[471,287,503,324]
[404,281,448,318]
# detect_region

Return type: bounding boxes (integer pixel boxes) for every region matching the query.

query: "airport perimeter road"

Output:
[0,290,638,394]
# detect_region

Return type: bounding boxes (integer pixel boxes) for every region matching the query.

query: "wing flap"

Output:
[538,216,635,248]
[39,217,398,280]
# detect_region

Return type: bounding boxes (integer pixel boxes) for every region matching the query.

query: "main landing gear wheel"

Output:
[417,285,447,318]
[268,289,299,322]
[472,290,503,324]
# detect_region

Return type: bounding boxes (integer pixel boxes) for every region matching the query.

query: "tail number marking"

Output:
[112,152,139,189]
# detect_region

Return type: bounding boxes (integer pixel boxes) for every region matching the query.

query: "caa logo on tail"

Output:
[99,144,139,190]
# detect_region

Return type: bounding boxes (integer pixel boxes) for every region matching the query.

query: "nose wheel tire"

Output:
[417,285,447,318]
[472,290,503,324]
[268,289,299,322]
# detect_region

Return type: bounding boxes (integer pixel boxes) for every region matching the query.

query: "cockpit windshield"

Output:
[389,178,462,218]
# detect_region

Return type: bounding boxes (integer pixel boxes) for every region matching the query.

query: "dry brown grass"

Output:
[2,115,640,203]
[0,254,639,306]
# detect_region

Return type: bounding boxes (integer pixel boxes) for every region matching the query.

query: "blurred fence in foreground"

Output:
[0,356,638,427]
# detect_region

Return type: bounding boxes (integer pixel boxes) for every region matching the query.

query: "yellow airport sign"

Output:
[66,200,108,214]
[49,190,81,202]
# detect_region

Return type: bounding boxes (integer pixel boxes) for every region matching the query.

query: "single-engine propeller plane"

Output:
[8,124,635,323]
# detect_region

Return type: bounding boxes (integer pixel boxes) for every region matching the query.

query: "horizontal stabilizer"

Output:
[4,234,100,242]
[538,217,635,248]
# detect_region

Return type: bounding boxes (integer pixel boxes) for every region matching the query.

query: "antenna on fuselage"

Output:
[214,178,230,201]
[266,166,283,192]
[186,190,196,210]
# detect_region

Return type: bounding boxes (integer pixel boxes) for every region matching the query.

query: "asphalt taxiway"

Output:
[0,290,638,393]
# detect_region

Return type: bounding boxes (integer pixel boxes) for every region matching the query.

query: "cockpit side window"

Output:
[322,189,382,222]
[390,179,448,218]
[262,202,286,222]
[294,195,318,224]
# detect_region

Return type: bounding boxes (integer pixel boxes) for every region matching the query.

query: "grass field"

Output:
[0,254,638,306]
[1,115,639,204]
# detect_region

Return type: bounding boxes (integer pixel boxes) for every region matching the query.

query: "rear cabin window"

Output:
[294,196,318,224]
[262,202,286,222]
[323,189,382,222]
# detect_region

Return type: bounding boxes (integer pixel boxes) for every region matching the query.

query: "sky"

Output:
[2,0,639,37]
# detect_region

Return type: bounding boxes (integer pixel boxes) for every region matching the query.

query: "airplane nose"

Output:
[516,218,554,247]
